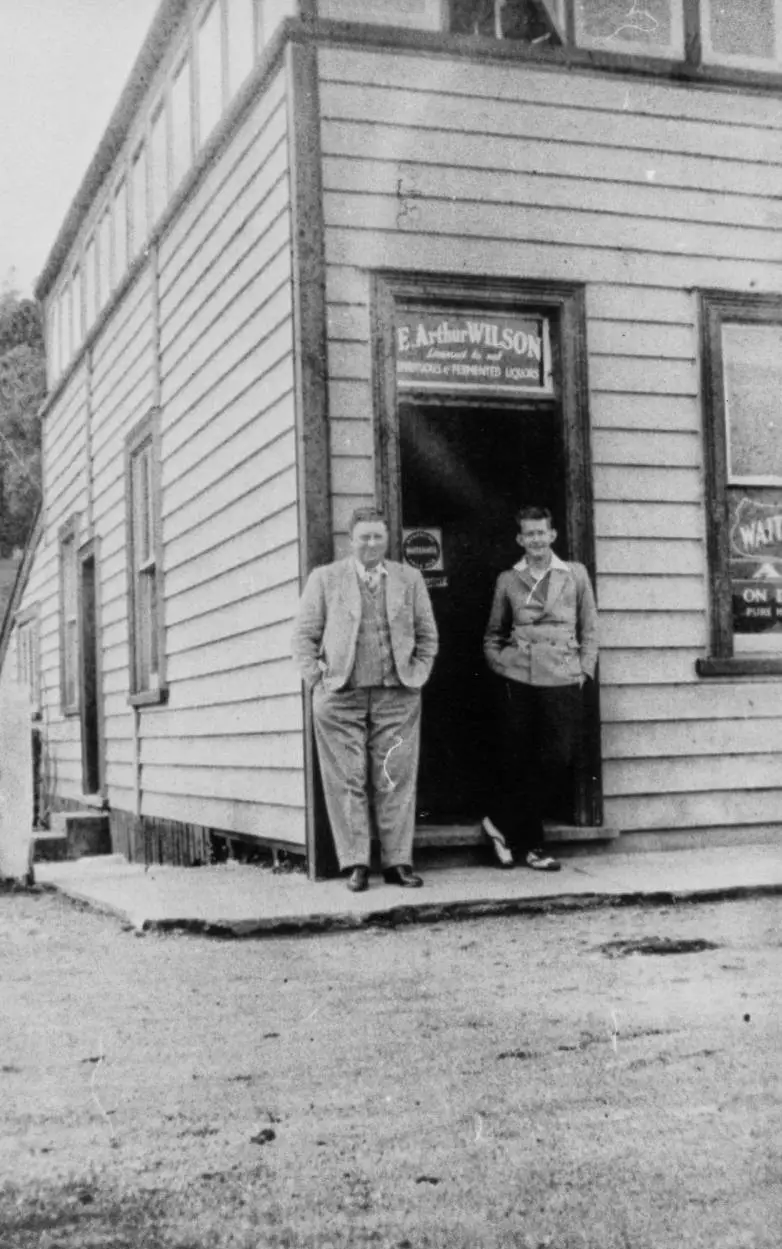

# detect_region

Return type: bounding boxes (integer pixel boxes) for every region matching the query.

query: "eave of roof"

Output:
[34,0,191,304]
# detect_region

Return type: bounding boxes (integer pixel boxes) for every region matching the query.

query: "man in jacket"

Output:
[292,507,439,891]
[482,505,598,872]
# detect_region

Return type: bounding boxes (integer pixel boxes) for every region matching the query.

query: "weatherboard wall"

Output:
[146,64,305,847]
[15,64,304,854]
[317,44,782,839]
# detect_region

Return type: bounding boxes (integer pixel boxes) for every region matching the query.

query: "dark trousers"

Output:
[487,680,583,854]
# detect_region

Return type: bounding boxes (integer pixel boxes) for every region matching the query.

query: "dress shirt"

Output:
[354,559,388,593]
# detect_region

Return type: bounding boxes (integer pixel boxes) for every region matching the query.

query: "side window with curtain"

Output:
[125,411,167,702]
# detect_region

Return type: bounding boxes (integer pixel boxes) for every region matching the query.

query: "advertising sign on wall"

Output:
[728,492,782,637]
[395,310,552,397]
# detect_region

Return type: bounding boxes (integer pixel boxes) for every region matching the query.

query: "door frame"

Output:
[78,536,107,801]
[370,271,603,827]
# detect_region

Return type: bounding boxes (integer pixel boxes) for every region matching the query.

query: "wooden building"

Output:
[4,0,782,875]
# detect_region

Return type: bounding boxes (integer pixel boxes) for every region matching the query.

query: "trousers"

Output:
[312,684,422,870]
[486,679,583,854]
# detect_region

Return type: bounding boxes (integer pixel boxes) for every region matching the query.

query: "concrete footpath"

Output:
[33,841,782,937]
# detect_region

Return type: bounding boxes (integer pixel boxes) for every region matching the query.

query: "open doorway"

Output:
[400,400,569,823]
[372,274,601,836]
[79,543,103,797]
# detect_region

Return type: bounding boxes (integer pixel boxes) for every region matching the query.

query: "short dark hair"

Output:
[348,506,389,534]
[515,505,553,527]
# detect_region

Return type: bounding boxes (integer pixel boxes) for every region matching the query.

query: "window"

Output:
[227,0,255,94]
[59,282,71,369]
[171,55,194,188]
[71,266,83,351]
[125,412,166,701]
[131,144,148,256]
[699,292,782,676]
[85,235,98,327]
[16,607,41,716]
[574,0,684,56]
[48,300,60,381]
[98,208,112,309]
[113,179,128,283]
[59,516,80,713]
[255,0,268,48]
[450,0,563,41]
[702,0,782,69]
[150,102,169,225]
[197,1,225,145]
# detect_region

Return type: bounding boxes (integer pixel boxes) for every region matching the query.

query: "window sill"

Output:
[62,704,80,718]
[696,656,782,678]
[128,687,168,708]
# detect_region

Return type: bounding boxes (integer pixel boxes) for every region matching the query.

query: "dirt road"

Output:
[2,887,781,1248]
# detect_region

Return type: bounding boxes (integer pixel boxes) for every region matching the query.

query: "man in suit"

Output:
[292,507,439,892]
[482,505,598,872]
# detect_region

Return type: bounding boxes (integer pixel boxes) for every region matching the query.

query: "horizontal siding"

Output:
[148,67,303,846]
[319,45,782,840]
[22,364,90,806]
[23,69,304,847]
[140,791,304,844]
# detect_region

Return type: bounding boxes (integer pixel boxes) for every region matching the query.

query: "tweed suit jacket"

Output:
[292,557,439,692]
[484,555,598,687]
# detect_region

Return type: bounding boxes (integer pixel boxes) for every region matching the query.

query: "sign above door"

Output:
[394,309,553,398]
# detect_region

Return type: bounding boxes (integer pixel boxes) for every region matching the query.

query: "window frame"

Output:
[170,49,195,189]
[195,0,227,149]
[48,298,60,383]
[700,0,782,71]
[572,0,685,59]
[130,141,148,260]
[439,0,782,77]
[59,281,71,371]
[71,264,83,352]
[15,603,41,719]
[227,0,257,94]
[84,233,98,329]
[698,289,782,678]
[97,205,112,310]
[149,97,170,226]
[59,514,81,716]
[112,176,129,287]
[450,0,565,43]
[125,410,167,705]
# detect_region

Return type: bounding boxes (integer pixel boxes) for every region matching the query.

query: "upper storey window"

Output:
[227,0,256,96]
[702,0,782,69]
[450,0,563,42]
[445,1,780,70]
[197,1,225,145]
[574,0,684,57]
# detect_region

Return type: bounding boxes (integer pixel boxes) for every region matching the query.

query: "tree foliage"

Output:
[0,291,45,556]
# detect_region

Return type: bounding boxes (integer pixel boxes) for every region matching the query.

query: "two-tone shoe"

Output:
[481,816,515,868]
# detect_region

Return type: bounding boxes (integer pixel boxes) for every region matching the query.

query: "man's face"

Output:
[350,521,389,567]
[518,518,556,559]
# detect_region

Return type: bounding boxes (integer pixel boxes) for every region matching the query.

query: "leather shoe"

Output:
[382,865,423,888]
[346,865,369,892]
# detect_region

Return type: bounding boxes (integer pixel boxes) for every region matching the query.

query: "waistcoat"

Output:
[348,578,400,688]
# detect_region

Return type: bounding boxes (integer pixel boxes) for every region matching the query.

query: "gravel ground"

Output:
[1,886,781,1249]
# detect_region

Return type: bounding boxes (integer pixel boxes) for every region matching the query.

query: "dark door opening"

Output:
[400,399,580,827]
[80,552,101,795]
